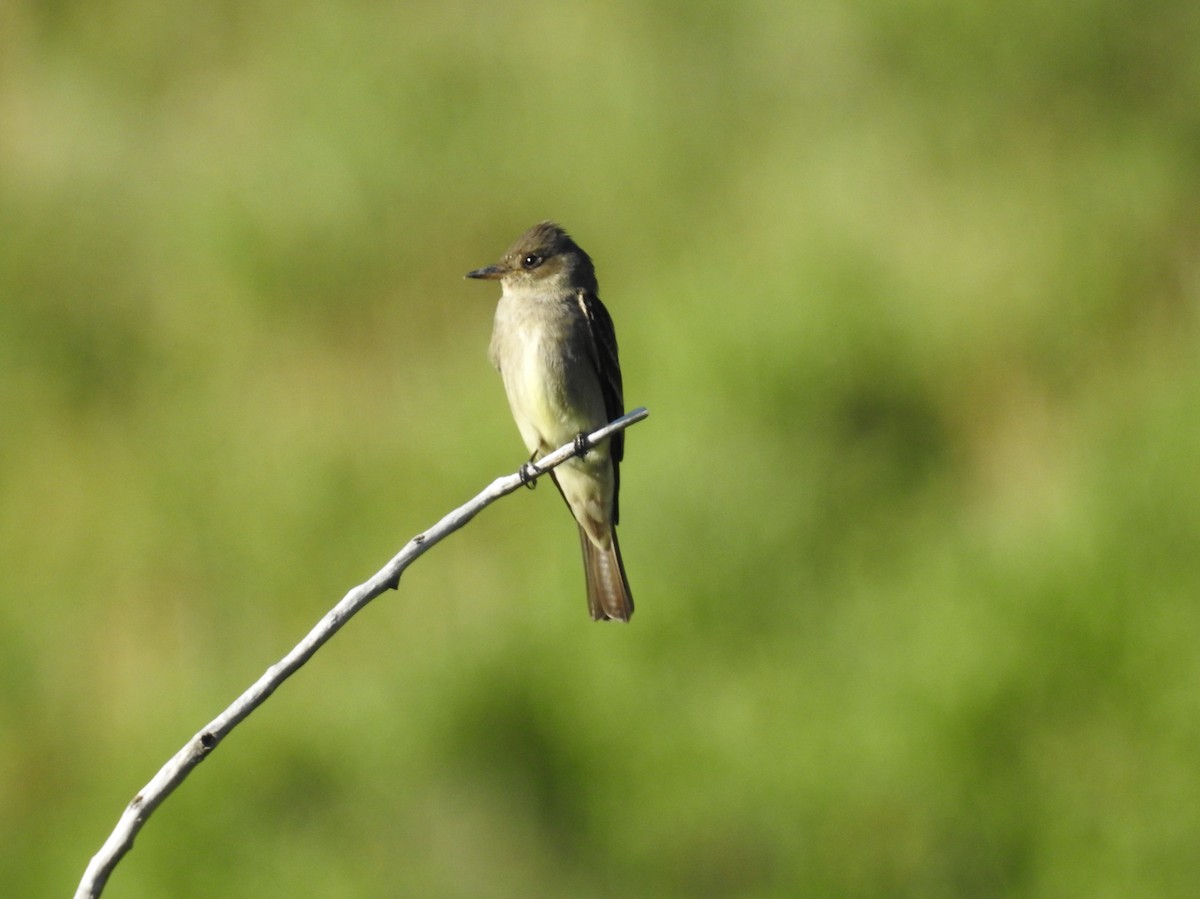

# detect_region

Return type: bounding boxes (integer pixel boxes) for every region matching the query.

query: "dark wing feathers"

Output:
[577,288,625,521]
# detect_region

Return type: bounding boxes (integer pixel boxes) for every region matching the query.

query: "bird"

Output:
[467,221,633,621]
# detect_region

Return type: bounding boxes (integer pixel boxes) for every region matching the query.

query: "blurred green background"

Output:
[3,1,1199,896]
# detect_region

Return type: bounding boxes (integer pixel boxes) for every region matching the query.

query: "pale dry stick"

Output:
[74,407,649,899]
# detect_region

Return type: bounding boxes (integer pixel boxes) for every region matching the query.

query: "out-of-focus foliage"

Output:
[2,1,1198,896]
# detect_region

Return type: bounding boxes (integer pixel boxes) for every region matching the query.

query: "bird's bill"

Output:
[465,264,506,280]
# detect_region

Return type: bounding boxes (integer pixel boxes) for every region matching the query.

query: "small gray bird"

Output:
[467,222,633,621]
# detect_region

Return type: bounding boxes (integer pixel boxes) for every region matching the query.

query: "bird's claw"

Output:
[519,461,539,489]
[573,432,591,457]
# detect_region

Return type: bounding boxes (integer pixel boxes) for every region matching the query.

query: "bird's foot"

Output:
[519,461,539,489]
[573,432,592,457]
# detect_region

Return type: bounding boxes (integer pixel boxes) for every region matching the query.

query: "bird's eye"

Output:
[521,254,542,269]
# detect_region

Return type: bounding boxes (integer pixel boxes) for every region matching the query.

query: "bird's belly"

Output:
[502,330,577,448]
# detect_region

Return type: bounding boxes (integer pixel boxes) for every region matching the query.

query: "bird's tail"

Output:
[580,526,633,622]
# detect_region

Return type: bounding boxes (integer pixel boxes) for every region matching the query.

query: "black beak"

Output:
[465,264,505,280]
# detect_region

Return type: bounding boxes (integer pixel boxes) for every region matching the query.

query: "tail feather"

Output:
[579,526,633,622]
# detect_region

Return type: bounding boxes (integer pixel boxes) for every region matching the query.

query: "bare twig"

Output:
[74,407,649,899]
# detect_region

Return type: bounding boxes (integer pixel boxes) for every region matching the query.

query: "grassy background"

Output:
[3,1,1199,896]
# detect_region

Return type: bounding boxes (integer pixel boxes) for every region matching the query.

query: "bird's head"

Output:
[466,221,597,295]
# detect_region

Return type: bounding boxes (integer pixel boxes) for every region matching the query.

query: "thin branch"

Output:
[74,407,649,899]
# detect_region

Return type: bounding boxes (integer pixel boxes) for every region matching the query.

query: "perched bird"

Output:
[467,222,633,621]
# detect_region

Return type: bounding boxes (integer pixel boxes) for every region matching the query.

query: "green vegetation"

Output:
[3,2,1198,896]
